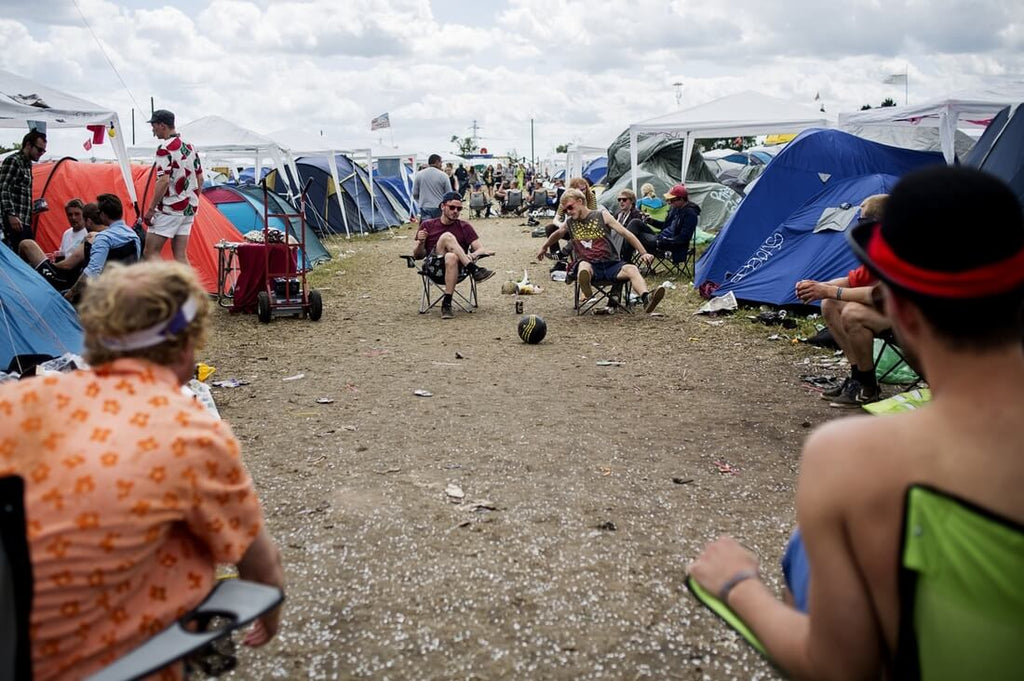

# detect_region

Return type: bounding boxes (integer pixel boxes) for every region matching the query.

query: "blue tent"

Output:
[203,184,331,268]
[0,243,83,371]
[269,155,400,235]
[710,174,903,305]
[697,129,944,301]
[373,158,415,221]
[966,105,1024,206]
[583,156,608,186]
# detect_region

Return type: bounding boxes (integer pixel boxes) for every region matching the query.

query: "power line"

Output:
[71,0,145,113]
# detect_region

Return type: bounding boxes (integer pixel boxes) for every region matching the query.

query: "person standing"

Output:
[411,154,452,220]
[143,110,203,264]
[0,129,47,251]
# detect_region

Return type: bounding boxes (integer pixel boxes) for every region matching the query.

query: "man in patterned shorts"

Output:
[0,261,284,680]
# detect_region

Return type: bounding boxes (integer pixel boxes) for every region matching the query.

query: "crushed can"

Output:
[515,300,524,314]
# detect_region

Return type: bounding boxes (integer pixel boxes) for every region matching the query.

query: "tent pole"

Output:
[328,152,351,238]
[629,127,638,196]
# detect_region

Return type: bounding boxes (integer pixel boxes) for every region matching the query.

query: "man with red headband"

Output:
[690,167,1024,678]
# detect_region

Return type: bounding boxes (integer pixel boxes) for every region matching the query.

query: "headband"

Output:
[97,297,199,351]
[866,227,1024,298]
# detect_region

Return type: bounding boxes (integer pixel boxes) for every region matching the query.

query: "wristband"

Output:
[718,569,759,605]
[836,287,843,301]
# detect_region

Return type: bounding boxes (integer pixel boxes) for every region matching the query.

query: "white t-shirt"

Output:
[59,227,88,257]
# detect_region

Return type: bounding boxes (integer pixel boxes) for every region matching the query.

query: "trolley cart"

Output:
[255,177,323,323]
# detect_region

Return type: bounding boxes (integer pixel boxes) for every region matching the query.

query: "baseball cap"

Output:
[664,184,688,201]
[147,109,175,126]
[848,166,1024,300]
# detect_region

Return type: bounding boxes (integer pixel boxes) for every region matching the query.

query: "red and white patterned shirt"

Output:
[154,135,203,217]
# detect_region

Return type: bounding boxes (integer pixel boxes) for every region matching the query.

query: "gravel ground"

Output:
[198,215,845,680]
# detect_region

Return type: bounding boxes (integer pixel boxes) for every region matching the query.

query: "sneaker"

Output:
[829,380,881,408]
[578,268,593,299]
[441,303,454,319]
[644,286,666,313]
[820,377,851,400]
[471,267,495,283]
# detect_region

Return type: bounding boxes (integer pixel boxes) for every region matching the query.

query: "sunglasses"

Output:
[446,205,463,212]
[33,145,46,153]
[617,197,630,202]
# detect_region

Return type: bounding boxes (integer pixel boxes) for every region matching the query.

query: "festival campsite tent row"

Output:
[32,160,245,294]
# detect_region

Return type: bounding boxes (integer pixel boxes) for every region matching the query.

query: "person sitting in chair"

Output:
[689,166,1024,680]
[16,200,99,291]
[0,261,285,680]
[795,194,890,407]
[58,193,141,303]
[468,182,491,219]
[633,183,700,260]
[412,191,495,319]
[613,189,649,264]
[536,188,665,313]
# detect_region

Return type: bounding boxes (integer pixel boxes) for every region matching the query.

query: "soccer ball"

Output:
[517,315,547,344]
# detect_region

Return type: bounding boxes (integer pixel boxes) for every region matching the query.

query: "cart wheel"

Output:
[257,291,272,323]
[308,290,323,321]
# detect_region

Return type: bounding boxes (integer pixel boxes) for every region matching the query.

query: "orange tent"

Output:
[32,160,244,293]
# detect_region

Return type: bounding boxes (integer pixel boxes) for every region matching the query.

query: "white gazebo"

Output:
[0,68,137,206]
[627,90,829,193]
[837,84,1024,163]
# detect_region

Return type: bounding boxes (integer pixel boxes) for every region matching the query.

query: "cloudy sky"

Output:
[1,0,1022,160]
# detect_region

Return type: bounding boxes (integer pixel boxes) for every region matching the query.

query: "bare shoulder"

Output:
[799,413,918,492]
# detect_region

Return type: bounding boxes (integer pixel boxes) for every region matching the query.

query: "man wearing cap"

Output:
[689,167,1024,678]
[795,194,890,407]
[412,154,452,221]
[0,129,47,251]
[639,183,701,258]
[143,109,203,265]
[412,191,495,319]
[0,261,285,679]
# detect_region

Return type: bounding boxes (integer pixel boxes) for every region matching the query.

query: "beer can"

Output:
[515,300,524,314]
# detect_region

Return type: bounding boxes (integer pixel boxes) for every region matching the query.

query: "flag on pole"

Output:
[370,112,390,131]
[883,73,908,85]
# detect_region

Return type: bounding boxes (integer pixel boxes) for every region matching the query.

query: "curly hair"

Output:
[78,262,210,367]
[640,183,655,198]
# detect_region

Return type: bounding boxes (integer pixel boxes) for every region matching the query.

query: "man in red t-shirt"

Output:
[411,191,495,319]
[795,195,890,407]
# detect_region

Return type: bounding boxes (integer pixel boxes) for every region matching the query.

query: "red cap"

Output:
[664,184,688,200]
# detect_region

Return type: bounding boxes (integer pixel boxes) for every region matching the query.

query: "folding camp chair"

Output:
[502,190,524,216]
[468,190,490,219]
[399,254,489,314]
[639,229,697,280]
[874,329,925,389]
[685,484,1024,680]
[0,475,283,681]
[573,267,633,316]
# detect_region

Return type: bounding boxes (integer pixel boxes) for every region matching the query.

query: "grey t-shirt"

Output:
[412,166,453,211]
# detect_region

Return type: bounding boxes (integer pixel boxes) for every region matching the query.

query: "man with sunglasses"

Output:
[690,166,1024,680]
[795,195,889,407]
[412,191,495,319]
[0,129,47,251]
[613,189,648,264]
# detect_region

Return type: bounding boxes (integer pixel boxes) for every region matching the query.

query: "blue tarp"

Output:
[966,105,1024,206]
[0,242,83,371]
[697,128,944,303]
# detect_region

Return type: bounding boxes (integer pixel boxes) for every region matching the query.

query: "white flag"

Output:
[883,73,908,85]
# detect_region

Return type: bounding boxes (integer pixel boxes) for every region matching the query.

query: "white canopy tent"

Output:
[131,115,293,199]
[627,90,829,194]
[837,85,1024,163]
[0,68,137,206]
[565,144,606,182]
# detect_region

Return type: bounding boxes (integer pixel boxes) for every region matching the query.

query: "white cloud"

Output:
[1,0,1021,157]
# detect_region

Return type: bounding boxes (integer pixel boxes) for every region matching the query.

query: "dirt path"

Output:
[203,216,834,680]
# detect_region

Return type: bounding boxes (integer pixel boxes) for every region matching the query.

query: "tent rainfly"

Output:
[627,90,829,194]
[0,68,137,208]
[837,85,1024,164]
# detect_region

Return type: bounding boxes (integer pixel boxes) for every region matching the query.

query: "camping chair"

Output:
[468,190,490,219]
[640,229,697,280]
[502,190,524,216]
[874,329,925,389]
[685,484,1024,680]
[0,475,283,681]
[399,253,490,314]
[573,266,633,316]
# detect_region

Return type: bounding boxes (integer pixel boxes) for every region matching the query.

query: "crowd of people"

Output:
[2,116,1023,680]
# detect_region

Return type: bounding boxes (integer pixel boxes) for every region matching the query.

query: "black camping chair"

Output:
[0,474,283,681]
[502,190,524,216]
[640,228,697,280]
[571,264,633,316]
[400,253,491,314]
